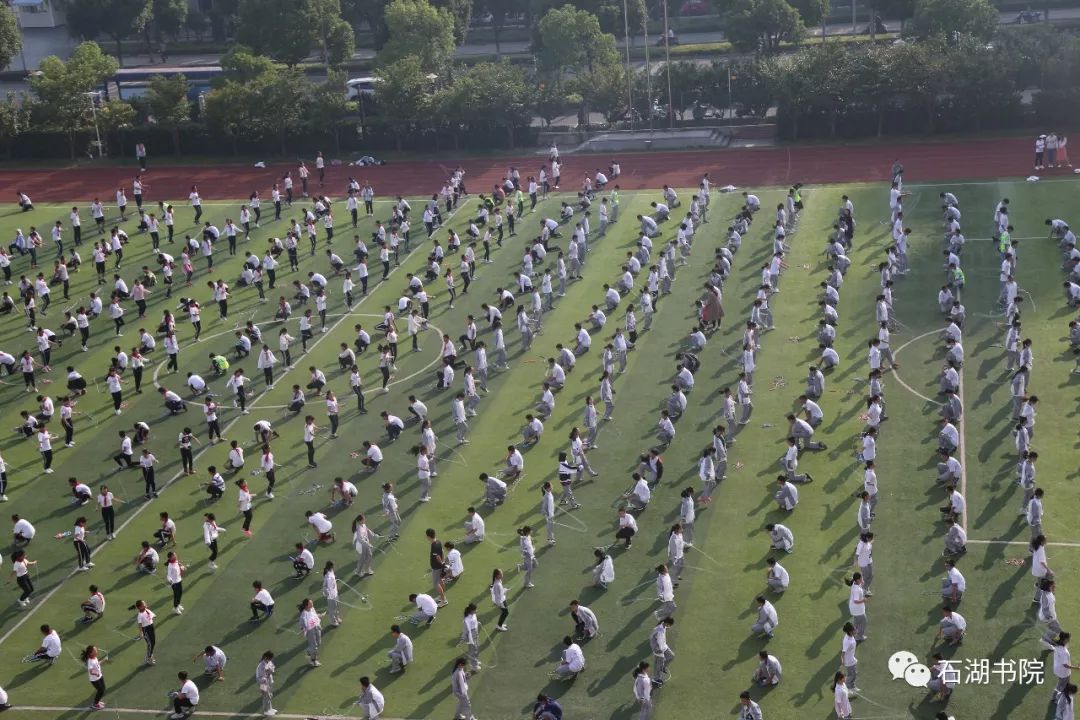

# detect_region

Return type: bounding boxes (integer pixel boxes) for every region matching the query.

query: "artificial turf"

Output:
[0,175,1075,720]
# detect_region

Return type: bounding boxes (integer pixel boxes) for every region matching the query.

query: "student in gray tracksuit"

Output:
[451,658,473,720]
[387,625,414,673]
[650,617,676,686]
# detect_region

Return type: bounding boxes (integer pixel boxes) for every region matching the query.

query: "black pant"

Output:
[265,469,276,493]
[353,386,365,412]
[101,506,115,535]
[236,389,247,412]
[207,539,218,561]
[64,420,74,444]
[208,420,221,441]
[112,391,122,411]
[143,467,156,495]
[142,624,156,658]
[75,539,91,566]
[172,581,183,608]
[180,447,193,473]
[496,604,509,627]
[115,452,133,468]
[173,698,193,714]
[42,449,53,470]
[242,509,253,531]
[92,678,106,704]
[133,366,143,392]
[17,575,32,600]
[306,441,316,466]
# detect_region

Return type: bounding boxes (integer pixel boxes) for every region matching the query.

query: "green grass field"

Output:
[0,174,1076,720]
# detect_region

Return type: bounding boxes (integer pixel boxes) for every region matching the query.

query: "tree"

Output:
[439,61,534,146]
[148,0,188,57]
[98,98,136,154]
[887,38,948,131]
[184,10,209,41]
[30,42,119,158]
[581,62,629,124]
[722,0,806,54]
[64,0,152,66]
[378,0,456,74]
[235,0,311,66]
[0,4,22,72]
[660,61,709,119]
[474,0,527,56]
[433,0,473,45]
[537,5,618,76]
[530,0,642,38]
[908,0,997,41]
[146,74,190,153]
[342,0,389,49]
[760,52,816,138]
[847,44,895,136]
[0,92,31,156]
[797,42,854,137]
[305,0,356,69]
[219,45,275,83]
[203,80,252,154]
[308,73,354,153]
[788,0,828,27]
[375,56,434,149]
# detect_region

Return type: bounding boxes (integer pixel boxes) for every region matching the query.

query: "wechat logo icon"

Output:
[889,650,931,688]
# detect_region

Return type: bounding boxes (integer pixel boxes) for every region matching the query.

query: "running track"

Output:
[0,136,1054,201]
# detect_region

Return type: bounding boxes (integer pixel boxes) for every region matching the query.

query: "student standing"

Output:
[833,671,852,719]
[462,603,482,672]
[847,573,868,642]
[299,597,323,667]
[491,568,510,631]
[203,513,224,570]
[633,662,652,719]
[165,551,185,614]
[80,644,109,710]
[451,658,475,720]
[135,599,156,665]
[238,479,253,537]
[96,485,116,540]
[256,651,277,716]
[841,622,858,690]
[11,549,36,606]
[323,560,341,627]
[72,517,93,571]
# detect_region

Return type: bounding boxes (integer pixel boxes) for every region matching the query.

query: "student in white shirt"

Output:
[170,670,200,718]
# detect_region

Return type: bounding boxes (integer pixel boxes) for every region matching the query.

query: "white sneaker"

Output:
[264,711,278,717]
[0,495,7,502]
[209,561,218,570]
[266,492,275,499]
[65,443,75,448]
[44,469,54,474]
[86,562,94,568]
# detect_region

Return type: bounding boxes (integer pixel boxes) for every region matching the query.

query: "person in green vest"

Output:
[949,264,965,291]
[609,186,620,223]
[209,353,230,376]
[998,225,1013,258]
[515,189,524,218]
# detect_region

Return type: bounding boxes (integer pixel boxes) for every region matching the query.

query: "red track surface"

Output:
[0,136,1049,202]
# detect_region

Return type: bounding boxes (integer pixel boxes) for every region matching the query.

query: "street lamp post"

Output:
[643,6,652,131]
[85,91,103,158]
[662,0,673,129]
[623,0,633,130]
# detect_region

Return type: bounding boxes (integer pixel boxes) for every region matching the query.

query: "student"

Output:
[11,549,36,606]
[519,526,537,588]
[650,616,676,686]
[81,584,106,623]
[409,592,439,625]
[319,560,341,627]
[292,542,315,578]
[83,645,108,710]
[134,540,159,574]
[388,625,414,674]
[633,662,652,719]
[847,573,868,642]
[357,676,385,720]
[752,649,782,687]
[833,671,852,719]
[26,623,62,664]
[738,690,764,720]
[751,595,778,638]
[935,605,966,646]
[203,512,224,570]
[168,671,200,719]
[491,568,510,632]
[256,651,277,716]
[71,516,93,571]
[553,636,586,679]
[250,581,275,621]
[306,510,335,542]
[194,645,227,681]
[593,549,615,589]
[451,657,473,720]
[135,599,157,665]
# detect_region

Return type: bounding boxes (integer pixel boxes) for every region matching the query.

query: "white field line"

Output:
[17,706,410,720]
[968,540,1080,549]
[890,329,943,407]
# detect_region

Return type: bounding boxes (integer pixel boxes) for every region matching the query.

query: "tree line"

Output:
[1,1,1079,157]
